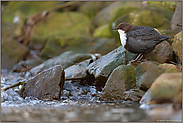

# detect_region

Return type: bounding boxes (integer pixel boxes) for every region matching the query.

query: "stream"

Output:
[1,69,181,122]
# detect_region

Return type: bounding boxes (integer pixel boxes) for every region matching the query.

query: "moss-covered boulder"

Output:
[147,1,176,11]
[77,1,112,19]
[93,24,112,38]
[7,1,59,16]
[99,65,136,101]
[172,31,182,64]
[40,37,117,59]
[94,1,142,26]
[29,12,91,50]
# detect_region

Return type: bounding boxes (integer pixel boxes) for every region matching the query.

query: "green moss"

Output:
[7,1,59,16]
[93,24,112,38]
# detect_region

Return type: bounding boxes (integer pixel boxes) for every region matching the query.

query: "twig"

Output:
[2,81,25,91]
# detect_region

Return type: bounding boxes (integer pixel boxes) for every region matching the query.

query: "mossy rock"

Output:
[40,36,89,59]
[99,65,136,101]
[94,1,142,26]
[7,1,59,16]
[30,12,91,50]
[111,4,173,45]
[147,1,176,11]
[150,73,182,104]
[77,1,112,19]
[40,36,117,60]
[93,24,112,38]
[172,31,182,64]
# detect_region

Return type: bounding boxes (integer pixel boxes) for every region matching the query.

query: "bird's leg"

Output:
[137,54,144,61]
[128,53,143,64]
[124,50,127,65]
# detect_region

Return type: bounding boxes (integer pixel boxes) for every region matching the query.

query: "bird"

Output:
[112,22,173,63]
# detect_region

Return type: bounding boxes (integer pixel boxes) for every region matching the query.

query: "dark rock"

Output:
[171,1,182,33]
[143,41,175,63]
[87,46,136,87]
[29,51,94,76]
[122,89,145,102]
[1,38,29,70]
[172,31,182,63]
[65,59,91,80]
[19,65,65,100]
[134,61,165,91]
[99,65,136,101]
[141,73,182,104]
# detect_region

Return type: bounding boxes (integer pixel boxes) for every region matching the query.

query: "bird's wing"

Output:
[127,26,165,41]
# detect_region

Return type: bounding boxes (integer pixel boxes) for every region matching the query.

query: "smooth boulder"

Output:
[134,61,165,91]
[99,65,136,101]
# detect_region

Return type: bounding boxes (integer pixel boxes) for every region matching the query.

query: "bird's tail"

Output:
[160,36,173,41]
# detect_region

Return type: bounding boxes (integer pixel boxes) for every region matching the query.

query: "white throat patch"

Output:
[117,30,127,47]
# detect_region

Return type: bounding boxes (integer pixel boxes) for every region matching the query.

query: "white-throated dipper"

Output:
[112,22,173,63]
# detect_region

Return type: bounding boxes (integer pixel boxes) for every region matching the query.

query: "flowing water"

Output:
[1,70,181,122]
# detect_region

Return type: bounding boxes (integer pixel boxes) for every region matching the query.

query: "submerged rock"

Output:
[87,46,136,87]
[99,65,136,101]
[19,65,65,100]
[172,31,182,63]
[134,61,165,91]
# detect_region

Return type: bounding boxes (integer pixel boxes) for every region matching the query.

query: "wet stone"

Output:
[19,65,65,100]
[134,61,165,91]
[99,65,136,101]
[28,51,93,77]
[87,46,136,87]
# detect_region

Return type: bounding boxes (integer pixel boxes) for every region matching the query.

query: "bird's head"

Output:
[112,22,133,33]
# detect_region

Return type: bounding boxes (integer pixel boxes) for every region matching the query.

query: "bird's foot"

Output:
[128,60,142,64]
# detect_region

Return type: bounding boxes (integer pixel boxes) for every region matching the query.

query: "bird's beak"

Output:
[112,28,117,30]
